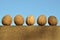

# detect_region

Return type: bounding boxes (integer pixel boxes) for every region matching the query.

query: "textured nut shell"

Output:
[14,15,24,25]
[26,15,35,25]
[48,16,58,26]
[37,15,46,26]
[2,15,12,25]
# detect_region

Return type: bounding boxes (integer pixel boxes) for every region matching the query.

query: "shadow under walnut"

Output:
[0,26,60,40]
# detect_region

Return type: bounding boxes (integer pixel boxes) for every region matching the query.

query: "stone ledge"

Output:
[0,26,60,40]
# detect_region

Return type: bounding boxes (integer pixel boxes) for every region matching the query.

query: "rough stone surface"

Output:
[0,26,59,40]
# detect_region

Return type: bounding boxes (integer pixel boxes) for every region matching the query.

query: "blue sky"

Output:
[0,0,60,25]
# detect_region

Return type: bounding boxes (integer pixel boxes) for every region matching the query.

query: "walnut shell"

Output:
[48,16,58,26]
[2,15,12,25]
[26,15,35,25]
[37,15,46,26]
[14,15,24,25]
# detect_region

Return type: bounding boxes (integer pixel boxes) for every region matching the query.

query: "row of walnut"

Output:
[2,14,58,26]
